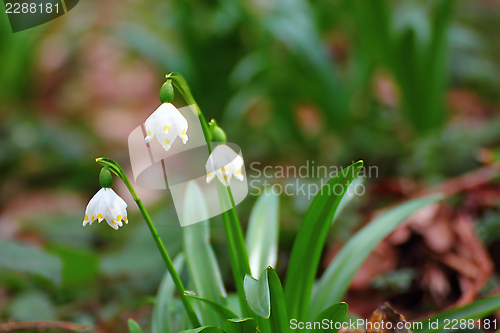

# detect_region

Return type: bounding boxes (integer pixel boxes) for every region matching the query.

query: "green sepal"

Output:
[160,80,174,104]
[99,167,113,188]
[208,119,227,142]
[212,126,227,142]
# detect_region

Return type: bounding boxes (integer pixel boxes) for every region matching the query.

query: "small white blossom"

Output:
[144,103,188,151]
[83,188,128,230]
[205,145,244,187]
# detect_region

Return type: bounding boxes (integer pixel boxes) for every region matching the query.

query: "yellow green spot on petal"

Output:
[221,166,227,173]
[125,216,128,222]
[147,129,151,137]
[92,216,95,221]
[117,215,121,221]
[84,214,88,221]
[163,125,170,132]
[223,175,229,181]
[237,168,242,175]
[182,128,186,136]
[207,171,211,177]
[164,138,170,146]
[97,213,103,220]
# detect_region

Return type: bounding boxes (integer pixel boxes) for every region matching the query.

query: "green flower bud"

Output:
[159,80,174,104]
[99,167,113,188]
[212,125,227,142]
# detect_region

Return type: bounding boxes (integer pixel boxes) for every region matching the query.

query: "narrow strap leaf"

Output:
[185,294,238,321]
[284,161,363,321]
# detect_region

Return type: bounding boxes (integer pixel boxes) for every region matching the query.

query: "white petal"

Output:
[145,104,173,143]
[205,145,244,186]
[216,169,231,187]
[83,188,106,225]
[230,155,245,181]
[206,169,216,183]
[145,103,189,151]
[82,188,128,230]
[106,219,120,230]
[156,129,178,151]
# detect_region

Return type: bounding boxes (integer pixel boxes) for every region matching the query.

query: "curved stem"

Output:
[96,158,201,328]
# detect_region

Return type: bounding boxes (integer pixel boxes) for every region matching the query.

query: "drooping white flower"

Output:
[144,103,188,151]
[83,188,128,230]
[205,144,244,187]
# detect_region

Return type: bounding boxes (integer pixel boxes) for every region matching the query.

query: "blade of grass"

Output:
[246,189,280,278]
[310,194,444,319]
[283,161,363,321]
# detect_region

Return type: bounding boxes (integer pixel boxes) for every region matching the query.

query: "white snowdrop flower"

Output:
[205,144,244,187]
[144,103,188,151]
[83,188,128,230]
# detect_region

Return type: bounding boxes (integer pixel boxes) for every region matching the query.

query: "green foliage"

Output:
[183,181,227,326]
[311,302,348,333]
[138,161,488,333]
[243,270,270,319]
[152,255,184,333]
[284,161,363,321]
[224,318,259,333]
[0,240,62,285]
[8,291,56,321]
[310,194,443,319]
[246,189,280,278]
[181,327,225,333]
[128,319,145,333]
[267,267,289,333]
[185,294,238,321]
[3,0,499,327]
[415,295,500,333]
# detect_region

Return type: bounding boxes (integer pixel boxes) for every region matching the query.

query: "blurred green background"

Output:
[1,0,500,332]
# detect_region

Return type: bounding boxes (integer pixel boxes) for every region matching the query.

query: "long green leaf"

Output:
[181,326,225,333]
[425,0,453,131]
[310,194,444,319]
[152,254,184,333]
[415,295,500,333]
[268,267,289,333]
[246,189,280,278]
[311,302,348,333]
[128,319,144,333]
[284,161,363,321]
[183,181,227,326]
[0,240,62,285]
[185,294,238,320]
[225,318,259,333]
[244,271,270,319]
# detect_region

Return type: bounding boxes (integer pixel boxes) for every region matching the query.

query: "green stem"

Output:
[221,209,250,316]
[227,187,251,277]
[95,158,201,328]
[167,72,252,310]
